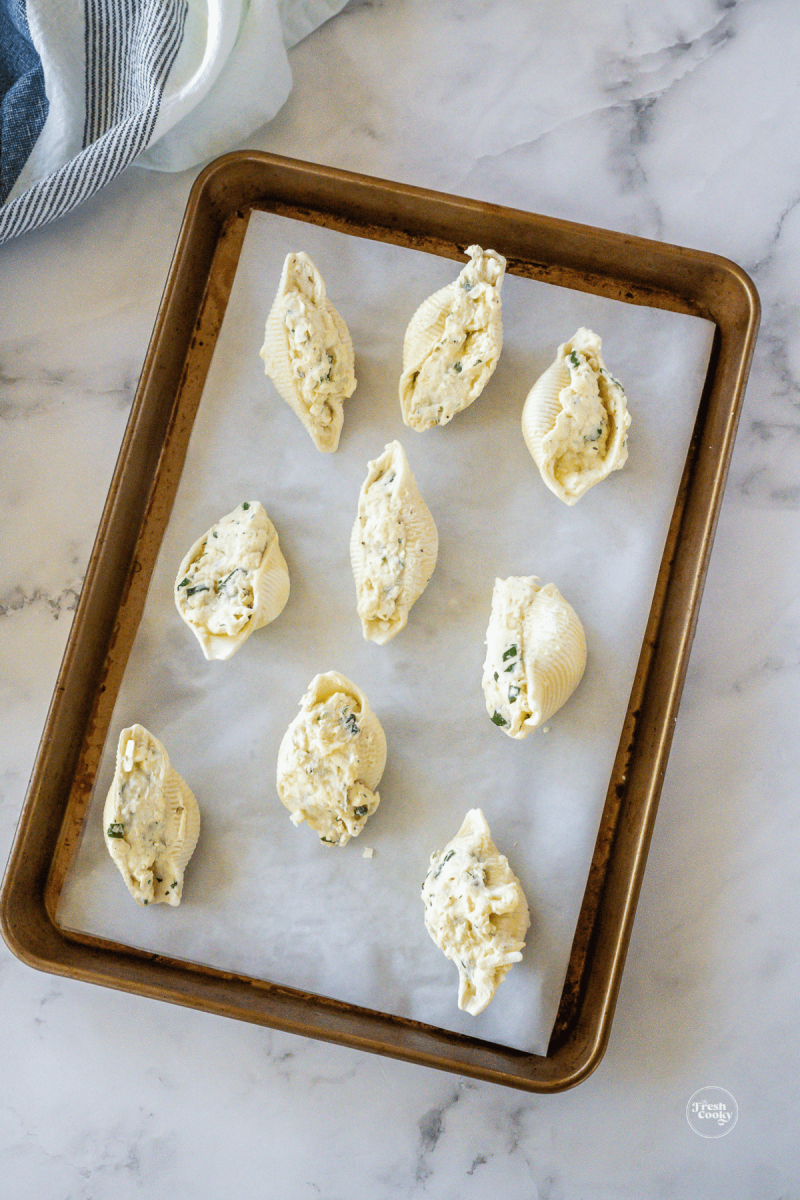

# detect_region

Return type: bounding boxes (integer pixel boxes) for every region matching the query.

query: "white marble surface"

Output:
[1,0,798,1194]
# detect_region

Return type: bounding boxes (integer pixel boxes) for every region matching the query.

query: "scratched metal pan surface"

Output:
[0,152,759,1092]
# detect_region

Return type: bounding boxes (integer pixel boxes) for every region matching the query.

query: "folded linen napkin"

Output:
[0,0,348,244]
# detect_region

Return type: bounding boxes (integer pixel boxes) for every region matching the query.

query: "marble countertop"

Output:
[1,0,798,1194]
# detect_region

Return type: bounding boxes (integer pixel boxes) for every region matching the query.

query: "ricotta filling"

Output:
[409,288,494,426]
[406,249,502,428]
[282,259,348,431]
[107,734,179,906]
[279,691,379,845]
[176,502,269,637]
[542,346,622,489]
[422,819,525,1015]
[482,577,538,736]
[356,461,406,628]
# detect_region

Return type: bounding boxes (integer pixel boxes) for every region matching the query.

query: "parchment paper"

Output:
[58,212,714,1053]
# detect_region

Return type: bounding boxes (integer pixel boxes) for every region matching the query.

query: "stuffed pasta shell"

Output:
[482,575,586,737]
[260,251,356,452]
[350,440,438,644]
[422,808,529,1015]
[521,327,631,504]
[399,245,505,431]
[175,501,289,661]
[103,724,200,907]
[276,671,387,846]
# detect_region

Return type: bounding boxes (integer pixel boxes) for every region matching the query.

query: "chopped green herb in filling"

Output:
[356,449,407,628]
[178,503,270,637]
[216,568,239,592]
[342,711,360,736]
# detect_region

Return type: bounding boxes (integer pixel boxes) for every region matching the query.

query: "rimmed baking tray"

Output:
[1,152,759,1092]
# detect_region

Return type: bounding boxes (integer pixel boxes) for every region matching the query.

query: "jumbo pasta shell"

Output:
[252,537,291,631]
[482,576,587,737]
[399,245,506,431]
[164,775,202,878]
[175,501,290,661]
[103,724,200,907]
[519,359,571,448]
[350,440,439,644]
[521,327,631,505]
[400,287,451,371]
[421,807,529,1015]
[521,583,587,726]
[276,671,387,846]
[260,251,356,453]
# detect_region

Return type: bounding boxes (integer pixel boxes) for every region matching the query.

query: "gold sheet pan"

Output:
[1,152,759,1092]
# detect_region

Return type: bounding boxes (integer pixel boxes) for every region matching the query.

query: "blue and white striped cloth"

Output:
[0,0,347,243]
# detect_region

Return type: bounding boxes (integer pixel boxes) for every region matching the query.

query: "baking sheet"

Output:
[57,211,714,1054]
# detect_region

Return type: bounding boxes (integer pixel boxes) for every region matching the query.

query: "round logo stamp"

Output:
[686,1086,738,1137]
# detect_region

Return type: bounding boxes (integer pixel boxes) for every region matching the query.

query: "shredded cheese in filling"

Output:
[356,465,406,626]
[422,809,528,1015]
[282,258,350,431]
[409,287,497,428]
[481,577,538,737]
[176,502,269,637]
[403,246,504,429]
[543,345,624,490]
[107,733,180,906]
[278,691,379,846]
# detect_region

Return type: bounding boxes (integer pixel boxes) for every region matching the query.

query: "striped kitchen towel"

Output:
[0,0,348,244]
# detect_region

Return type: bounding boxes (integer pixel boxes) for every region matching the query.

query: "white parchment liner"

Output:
[58,212,714,1054]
